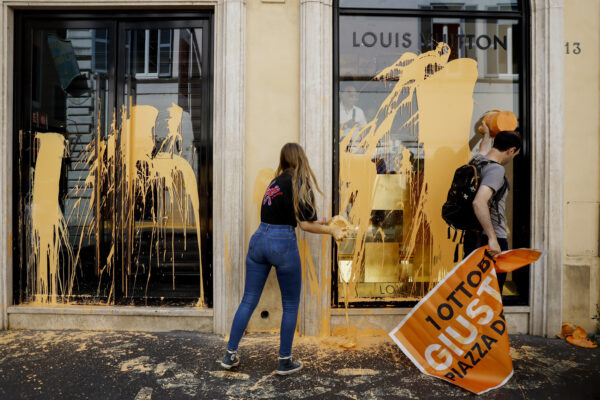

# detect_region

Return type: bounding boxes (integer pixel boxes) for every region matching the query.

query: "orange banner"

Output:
[494,249,543,273]
[389,247,542,395]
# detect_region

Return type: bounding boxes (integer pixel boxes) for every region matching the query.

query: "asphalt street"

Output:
[1,330,598,399]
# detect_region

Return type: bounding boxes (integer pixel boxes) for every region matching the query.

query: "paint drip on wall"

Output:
[338,43,478,302]
[27,104,206,306]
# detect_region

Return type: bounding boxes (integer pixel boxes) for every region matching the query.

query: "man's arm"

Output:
[472,185,501,256]
[477,121,493,155]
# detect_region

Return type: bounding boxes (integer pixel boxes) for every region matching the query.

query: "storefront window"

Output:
[14,15,213,307]
[334,7,528,305]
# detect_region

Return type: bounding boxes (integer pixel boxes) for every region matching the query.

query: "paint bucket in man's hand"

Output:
[478,110,518,137]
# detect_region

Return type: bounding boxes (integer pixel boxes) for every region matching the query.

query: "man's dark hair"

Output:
[493,130,522,152]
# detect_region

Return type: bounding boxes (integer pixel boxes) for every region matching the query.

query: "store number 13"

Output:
[565,42,581,55]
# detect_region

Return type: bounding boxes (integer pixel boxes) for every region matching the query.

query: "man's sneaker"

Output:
[220,350,240,370]
[276,356,303,375]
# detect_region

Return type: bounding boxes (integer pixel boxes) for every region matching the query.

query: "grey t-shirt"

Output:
[471,153,509,239]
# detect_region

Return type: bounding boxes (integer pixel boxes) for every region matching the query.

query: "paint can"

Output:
[478,110,518,137]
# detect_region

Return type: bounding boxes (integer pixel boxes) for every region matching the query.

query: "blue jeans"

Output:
[227,222,301,357]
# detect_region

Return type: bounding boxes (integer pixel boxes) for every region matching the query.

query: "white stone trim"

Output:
[330,307,531,334]
[529,0,564,337]
[330,306,530,316]
[299,0,332,336]
[8,305,213,316]
[8,305,213,331]
[212,0,246,335]
[0,0,246,333]
[0,3,13,331]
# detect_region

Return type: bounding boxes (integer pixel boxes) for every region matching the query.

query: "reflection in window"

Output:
[127,29,173,78]
[92,29,108,73]
[159,30,173,77]
[486,22,517,77]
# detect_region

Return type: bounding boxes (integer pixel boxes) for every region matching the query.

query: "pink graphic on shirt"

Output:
[263,183,283,206]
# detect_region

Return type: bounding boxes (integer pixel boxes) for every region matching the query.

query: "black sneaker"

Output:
[220,350,240,370]
[276,357,303,375]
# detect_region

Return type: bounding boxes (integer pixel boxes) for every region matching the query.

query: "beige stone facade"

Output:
[0,0,596,338]
[563,0,600,333]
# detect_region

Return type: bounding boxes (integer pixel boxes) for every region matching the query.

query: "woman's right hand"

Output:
[329,225,350,242]
[298,216,351,240]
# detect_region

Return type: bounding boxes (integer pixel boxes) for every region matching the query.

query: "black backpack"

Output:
[442,158,507,231]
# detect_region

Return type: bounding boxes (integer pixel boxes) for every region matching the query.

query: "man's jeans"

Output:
[463,231,508,294]
[227,222,301,357]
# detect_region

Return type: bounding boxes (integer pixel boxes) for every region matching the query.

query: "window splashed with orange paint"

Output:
[338,43,478,302]
[27,104,206,306]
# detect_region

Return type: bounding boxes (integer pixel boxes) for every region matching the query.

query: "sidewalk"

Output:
[1,329,598,399]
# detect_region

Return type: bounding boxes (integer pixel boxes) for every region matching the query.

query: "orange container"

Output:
[478,110,518,137]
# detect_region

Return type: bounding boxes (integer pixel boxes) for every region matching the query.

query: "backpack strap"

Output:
[468,158,494,181]
[469,158,495,169]
[493,176,509,204]
[470,158,508,213]
[468,158,495,190]
[453,230,465,263]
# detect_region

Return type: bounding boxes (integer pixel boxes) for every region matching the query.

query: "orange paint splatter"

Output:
[30,133,73,303]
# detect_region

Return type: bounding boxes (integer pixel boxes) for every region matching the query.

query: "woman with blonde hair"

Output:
[221,143,347,375]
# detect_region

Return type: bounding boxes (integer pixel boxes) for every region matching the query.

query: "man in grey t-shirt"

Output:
[463,123,522,294]
[471,152,509,240]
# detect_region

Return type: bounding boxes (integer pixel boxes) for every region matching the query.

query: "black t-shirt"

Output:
[260,172,318,227]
